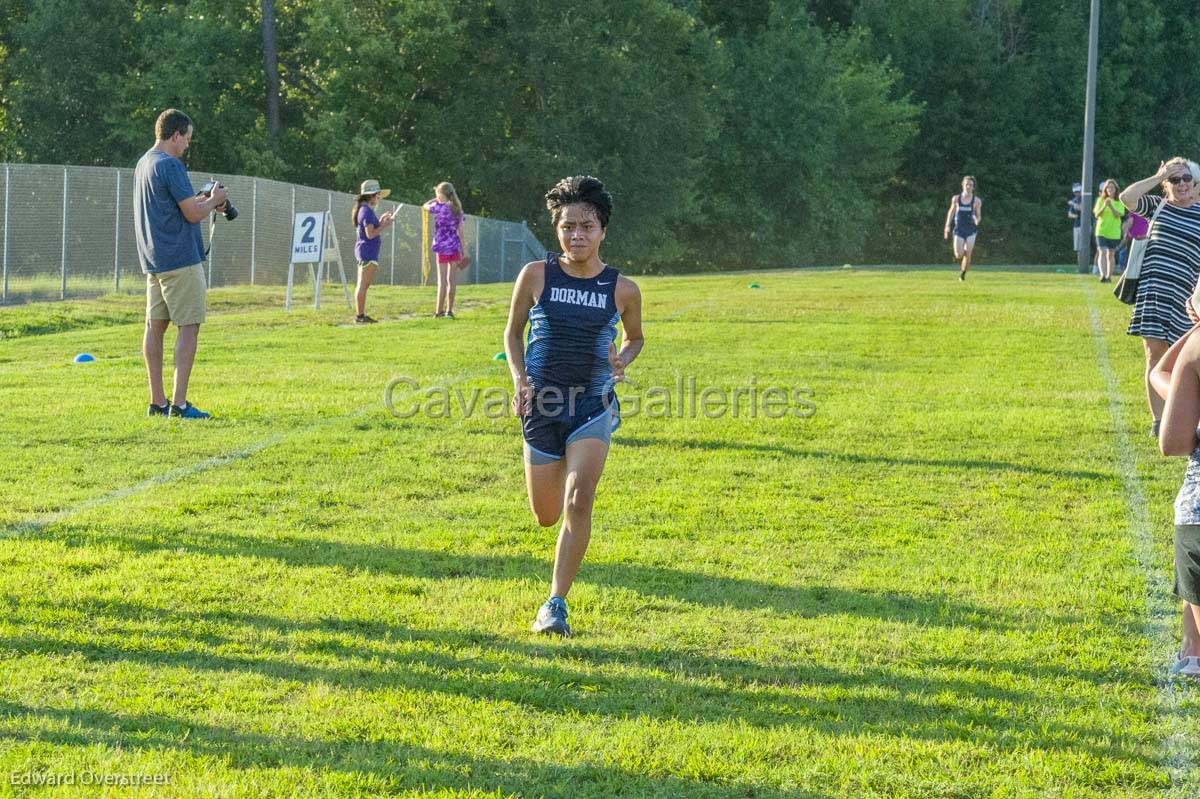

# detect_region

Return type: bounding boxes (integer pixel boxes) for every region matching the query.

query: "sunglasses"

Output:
[1169,174,1195,185]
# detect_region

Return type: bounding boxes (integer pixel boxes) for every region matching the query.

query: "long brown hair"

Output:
[352,193,377,226]
[436,181,462,218]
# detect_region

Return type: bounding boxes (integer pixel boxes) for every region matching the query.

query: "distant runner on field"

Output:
[944,175,982,281]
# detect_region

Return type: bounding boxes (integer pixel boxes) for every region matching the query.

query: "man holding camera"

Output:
[133,108,228,419]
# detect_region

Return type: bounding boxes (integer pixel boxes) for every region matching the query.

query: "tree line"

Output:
[1,0,1198,271]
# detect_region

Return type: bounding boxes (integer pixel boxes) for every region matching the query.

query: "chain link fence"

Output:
[0,163,547,304]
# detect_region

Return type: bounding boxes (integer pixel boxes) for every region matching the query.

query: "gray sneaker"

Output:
[1170,654,1200,678]
[531,597,571,637]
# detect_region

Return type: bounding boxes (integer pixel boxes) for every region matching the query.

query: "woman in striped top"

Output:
[1120,157,1200,437]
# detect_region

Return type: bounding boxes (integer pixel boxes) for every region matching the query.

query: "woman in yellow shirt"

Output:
[1094,179,1126,283]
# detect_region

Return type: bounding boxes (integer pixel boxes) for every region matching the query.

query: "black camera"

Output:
[199,180,239,221]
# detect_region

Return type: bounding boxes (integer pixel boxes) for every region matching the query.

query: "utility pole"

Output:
[262,0,281,137]
[1078,0,1099,274]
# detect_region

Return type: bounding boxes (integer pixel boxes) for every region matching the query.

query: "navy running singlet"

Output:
[954,194,978,238]
[526,252,621,398]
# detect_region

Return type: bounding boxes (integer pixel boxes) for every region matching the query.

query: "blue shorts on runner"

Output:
[523,390,621,465]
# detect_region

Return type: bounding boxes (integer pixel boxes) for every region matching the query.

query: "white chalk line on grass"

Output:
[1083,279,1194,793]
[0,406,372,541]
[2,431,289,540]
[2,366,499,541]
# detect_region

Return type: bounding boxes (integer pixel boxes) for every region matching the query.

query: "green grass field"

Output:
[1,266,1197,798]
[1,273,146,304]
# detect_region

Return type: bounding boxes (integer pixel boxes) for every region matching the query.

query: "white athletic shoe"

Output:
[1170,654,1200,678]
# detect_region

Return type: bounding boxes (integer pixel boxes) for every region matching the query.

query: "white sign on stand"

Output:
[291,211,325,262]
[286,212,351,311]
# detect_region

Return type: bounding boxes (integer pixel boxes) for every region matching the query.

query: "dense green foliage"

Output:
[842,0,1200,264]
[2,1,1198,268]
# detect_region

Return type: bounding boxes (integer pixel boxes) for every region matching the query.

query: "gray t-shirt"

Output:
[133,149,205,274]
[1175,443,1200,525]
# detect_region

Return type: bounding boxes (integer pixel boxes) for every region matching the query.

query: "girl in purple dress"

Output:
[423,182,467,318]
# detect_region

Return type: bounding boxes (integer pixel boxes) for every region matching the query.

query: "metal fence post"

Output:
[500,223,507,283]
[474,218,481,284]
[250,178,257,285]
[521,220,530,274]
[61,168,68,299]
[0,165,538,304]
[2,164,9,304]
[114,170,122,293]
[290,185,296,294]
[206,178,215,288]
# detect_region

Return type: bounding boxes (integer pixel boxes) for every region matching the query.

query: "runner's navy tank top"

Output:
[526,252,621,398]
[954,194,977,236]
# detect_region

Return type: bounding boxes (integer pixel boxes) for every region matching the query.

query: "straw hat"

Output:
[357,179,391,200]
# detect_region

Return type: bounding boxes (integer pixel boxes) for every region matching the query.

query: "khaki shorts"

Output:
[147,264,207,326]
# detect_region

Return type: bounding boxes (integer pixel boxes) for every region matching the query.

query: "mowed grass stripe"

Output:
[0,363,505,540]
[1084,280,1193,793]
[1085,278,1200,799]
[0,267,1185,797]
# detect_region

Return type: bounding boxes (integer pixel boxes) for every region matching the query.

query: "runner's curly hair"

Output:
[545,175,613,229]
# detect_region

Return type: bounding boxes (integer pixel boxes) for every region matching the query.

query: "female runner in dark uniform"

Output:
[503,176,644,637]
[944,175,982,281]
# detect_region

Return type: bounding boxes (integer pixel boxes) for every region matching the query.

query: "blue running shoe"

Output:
[169,401,211,419]
[147,400,171,417]
[531,596,571,637]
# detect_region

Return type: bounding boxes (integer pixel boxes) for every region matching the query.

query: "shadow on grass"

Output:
[0,597,1157,780]
[619,435,1115,483]
[0,698,824,799]
[43,523,1098,639]
[2,518,1160,783]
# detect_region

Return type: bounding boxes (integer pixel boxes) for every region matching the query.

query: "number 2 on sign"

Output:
[301,216,317,243]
